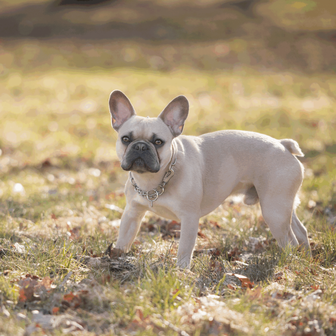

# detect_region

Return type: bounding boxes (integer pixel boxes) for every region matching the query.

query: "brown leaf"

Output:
[197,230,208,239]
[18,277,38,302]
[209,260,221,270]
[167,221,181,231]
[63,292,75,302]
[52,307,60,315]
[69,226,81,241]
[273,291,294,300]
[329,317,336,324]
[19,288,28,302]
[309,268,318,276]
[209,220,221,228]
[227,284,237,290]
[274,272,283,281]
[227,273,254,289]
[227,247,241,261]
[135,308,144,321]
[62,292,81,309]
[246,286,262,299]
[210,248,221,257]
[40,276,53,290]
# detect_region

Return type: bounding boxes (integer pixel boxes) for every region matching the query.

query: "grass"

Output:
[1,37,336,335]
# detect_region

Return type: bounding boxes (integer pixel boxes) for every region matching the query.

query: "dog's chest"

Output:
[134,194,179,221]
[149,204,179,221]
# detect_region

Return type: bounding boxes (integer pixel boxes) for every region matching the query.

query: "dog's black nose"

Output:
[133,142,148,152]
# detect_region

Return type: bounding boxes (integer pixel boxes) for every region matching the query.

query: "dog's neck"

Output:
[130,141,177,191]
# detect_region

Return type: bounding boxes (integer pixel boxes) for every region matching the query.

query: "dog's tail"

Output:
[280,139,304,157]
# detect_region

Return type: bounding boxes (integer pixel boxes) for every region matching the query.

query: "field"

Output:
[1,0,336,335]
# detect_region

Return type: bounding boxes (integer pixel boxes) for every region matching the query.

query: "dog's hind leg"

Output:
[291,211,311,255]
[256,157,306,252]
[260,196,299,250]
[258,178,299,250]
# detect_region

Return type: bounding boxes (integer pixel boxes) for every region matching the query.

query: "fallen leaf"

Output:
[210,260,223,271]
[40,276,53,290]
[197,230,208,239]
[309,268,318,276]
[167,221,181,231]
[134,308,144,322]
[63,292,75,302]
[62,292,82,309]
[227,284,236,290]
[227,273,254,289]
[329,316,336,324]
[52,307,60,315]
[227,247,241,261]
[246,286,262,299]
[272,291,294,300]
[209,220,221,228]
[69,226,81,241]
[18,277,38,302]
[274,272,283,281]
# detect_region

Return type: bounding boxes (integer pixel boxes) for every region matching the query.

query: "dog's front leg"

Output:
[115,204,146,252]
[177,215,200,269]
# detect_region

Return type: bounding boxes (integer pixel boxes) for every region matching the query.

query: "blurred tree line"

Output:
[0,0,335,72]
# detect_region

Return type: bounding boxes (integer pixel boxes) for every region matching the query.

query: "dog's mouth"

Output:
[121,157,160,174]
[132,158,151,173]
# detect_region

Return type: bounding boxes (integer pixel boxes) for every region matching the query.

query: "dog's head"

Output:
[109,90,189,174]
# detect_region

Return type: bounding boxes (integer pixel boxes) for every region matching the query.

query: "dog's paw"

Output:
[105,243,125,258]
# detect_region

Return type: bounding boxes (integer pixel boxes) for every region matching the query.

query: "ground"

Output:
[1,0,336,335]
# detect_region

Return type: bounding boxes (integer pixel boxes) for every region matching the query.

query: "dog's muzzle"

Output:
[121,140,160,173]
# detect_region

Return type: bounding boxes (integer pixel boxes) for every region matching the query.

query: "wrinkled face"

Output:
[116,117,174,174]
[108,90,189,174]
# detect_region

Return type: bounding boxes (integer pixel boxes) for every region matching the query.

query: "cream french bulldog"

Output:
[108,90,310,268]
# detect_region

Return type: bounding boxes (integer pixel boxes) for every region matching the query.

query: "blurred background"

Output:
[1,0,336,72]
[0,0,336,215]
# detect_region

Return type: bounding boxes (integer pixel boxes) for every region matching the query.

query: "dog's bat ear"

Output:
[109,90,136,131]
[159,95,189,137]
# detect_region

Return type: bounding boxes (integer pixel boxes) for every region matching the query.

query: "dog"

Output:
[108,90,310,268]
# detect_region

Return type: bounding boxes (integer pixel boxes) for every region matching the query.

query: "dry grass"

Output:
[0,65,336,335]
[0,1,336,334]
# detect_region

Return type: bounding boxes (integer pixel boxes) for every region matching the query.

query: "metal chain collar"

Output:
[129,143,177,207]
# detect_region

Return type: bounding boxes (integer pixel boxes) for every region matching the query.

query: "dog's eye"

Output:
[155,139,163,146]
[122,136,130,143]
